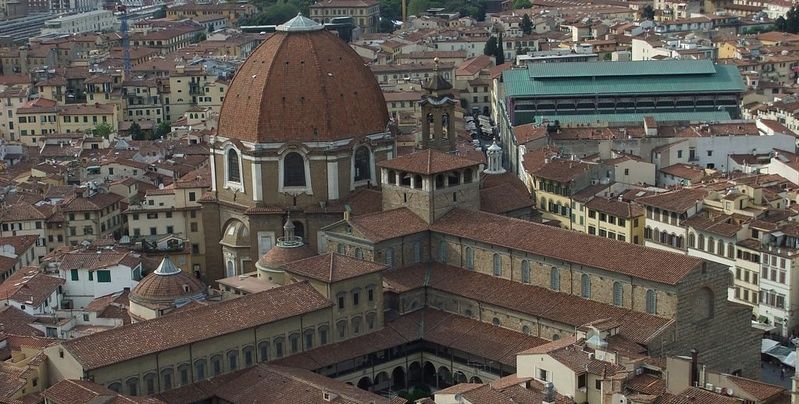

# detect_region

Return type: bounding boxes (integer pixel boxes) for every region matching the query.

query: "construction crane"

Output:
[117,4,131,78]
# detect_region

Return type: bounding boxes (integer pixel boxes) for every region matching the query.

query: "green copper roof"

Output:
[526,59,718,78]
[534,111,732,125]
[503,61,745,98]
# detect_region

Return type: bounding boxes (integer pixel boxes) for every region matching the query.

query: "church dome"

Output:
[130,257,207,305]
[257,243,316,269]
[217,13,389,144]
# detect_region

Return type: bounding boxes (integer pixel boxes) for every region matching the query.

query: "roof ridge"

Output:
[329,253,335,282]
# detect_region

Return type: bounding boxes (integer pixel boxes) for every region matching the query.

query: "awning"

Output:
[762,338,780,353]
[764,344,796,367]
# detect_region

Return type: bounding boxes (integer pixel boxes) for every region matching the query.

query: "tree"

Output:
[776,6,799,33]
[495,33,505,65]
[512,0,530,8]
[521,13,533,35]
[129,122,144,140]
[154,121,171,139]
[483,36,497,57]
[92,122,113,139]
[192,32,207,43]
[641,4,655,20]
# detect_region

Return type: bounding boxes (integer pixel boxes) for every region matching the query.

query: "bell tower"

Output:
[419,58,457,152]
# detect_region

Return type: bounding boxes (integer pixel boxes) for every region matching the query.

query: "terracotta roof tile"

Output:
[349,208,429,242]
[283,253,385,283]
[635,188,707,213]
[378,149,480,175]
[0,267,64,308]
[431,208,703,285]
[218,30,388,143]
[61,282,332,370]
[726,375,786,401]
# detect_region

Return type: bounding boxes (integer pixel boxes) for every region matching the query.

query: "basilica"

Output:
[44,14,761,401]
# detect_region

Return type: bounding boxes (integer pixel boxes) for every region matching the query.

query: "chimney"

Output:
[690,349,699,387]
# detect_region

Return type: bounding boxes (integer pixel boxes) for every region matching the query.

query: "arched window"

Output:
[210,355,222,376]
[439,240,448,263]
[179,363,191,386]
[319,325,329,345]
[521,260,530,283]
[493,253,502,276]
[143,373,157,395]
[126,378,139,396]
[413,241,422,263]
[354,146,371,182]
[581,274,591,298]
[698,234,705,250]
[646,289,657,314]
[708,237,715,254]
[258,341,269,362]
[550,267,560,291]
[226,149,240,183]
[492,317,500,326]
[355,248,363,259]
[366,312,377,330]
[194,360,206,380]
[727,242,734,258]
[283,152,306,187]
[303,329,315,350]
[352,316,362,335]
[274,337,284,358]
[717,239,724,256]
[688,232,695,248]
[693,287,714,320]
[336,320,348,339]
[465,247,474,270]
[292,221,305,241]
[337,243,345,254]
[522,325,530,335]
[108,382,122,393]
[160,368,173,391]
[243,345,254,367]
[289,333,300,354]
[613,282,623,306]
[384,247,394,267]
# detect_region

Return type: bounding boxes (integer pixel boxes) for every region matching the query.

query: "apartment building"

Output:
[15,100,118,145]
[309,0,380,34]
[638,188,706,253]
[62,189,124,246]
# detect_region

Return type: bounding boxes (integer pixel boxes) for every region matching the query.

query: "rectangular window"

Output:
[588,226,596,235]
[70,269,79,281]
[353,292,359,306]
[599,229,607,237]
[97,270,111,282]
[189,192,196,201]
[338,296,344,309]
[578,373,586,388]
[88,271,94,281]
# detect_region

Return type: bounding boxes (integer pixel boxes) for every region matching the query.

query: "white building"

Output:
[638,188,706,253]
[50,249,145,309]
[42,10,117,35]
[0,267,64,316]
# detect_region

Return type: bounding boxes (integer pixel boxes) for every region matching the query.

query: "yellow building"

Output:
[166,66,226,123]
[15,98,59,145]
[309,0,380,33]
[59,103,118,135]
[125,168,210,274]
[583,196,645,244]
[734,238,761,311]
[62,189,124,246]
[527,159,610,229]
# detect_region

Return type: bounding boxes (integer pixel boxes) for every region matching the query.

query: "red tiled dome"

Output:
[257,244,316,269]
[130,260,206,304]
[217,16,389,143]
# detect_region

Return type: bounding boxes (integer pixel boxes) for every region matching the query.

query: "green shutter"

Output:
[97,270,111,283]
[70,269,78,281]
[88,271,93,281]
